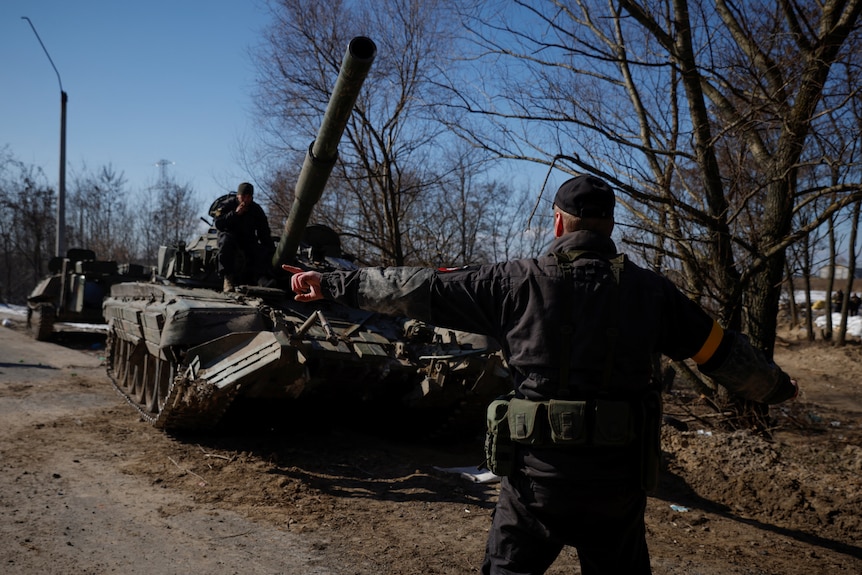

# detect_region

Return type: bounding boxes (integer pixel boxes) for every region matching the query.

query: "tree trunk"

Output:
[825,216,837,341]
[801,234,815,341]
[838,200,861,345]
[744,252,786,357]
[784,260,798,329]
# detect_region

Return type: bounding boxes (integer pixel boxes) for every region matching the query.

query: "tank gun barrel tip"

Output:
[348,36,377,62]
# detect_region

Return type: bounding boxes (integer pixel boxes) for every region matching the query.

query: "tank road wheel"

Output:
[120,342,148,403]
[28,303,55,341]
[107,332,176,422]
[112,338,153,412]
[143,357,174,415]
[109,332,131,384]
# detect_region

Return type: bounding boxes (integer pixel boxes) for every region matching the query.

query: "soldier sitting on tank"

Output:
[213,182,275,291]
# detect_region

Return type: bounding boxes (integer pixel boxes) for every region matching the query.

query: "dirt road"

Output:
[1,312,861,574]
[0,324,338,574]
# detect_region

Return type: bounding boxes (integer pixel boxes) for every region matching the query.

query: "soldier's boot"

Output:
[223,275,235,292]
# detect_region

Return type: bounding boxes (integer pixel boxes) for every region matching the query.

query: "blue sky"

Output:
[3,0,271,208]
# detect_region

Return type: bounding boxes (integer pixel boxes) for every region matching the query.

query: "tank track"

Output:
[27,303,55,341]
[105,330,237,431]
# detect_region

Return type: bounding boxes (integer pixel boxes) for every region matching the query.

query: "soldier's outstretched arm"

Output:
[283,265,446,325]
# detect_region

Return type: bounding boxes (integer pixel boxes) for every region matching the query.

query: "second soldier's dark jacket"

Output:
[214,197,273,251]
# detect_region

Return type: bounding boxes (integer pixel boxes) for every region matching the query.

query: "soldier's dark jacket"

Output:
[213,197,272,249]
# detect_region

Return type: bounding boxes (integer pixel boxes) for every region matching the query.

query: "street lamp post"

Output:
[22,16,67,258]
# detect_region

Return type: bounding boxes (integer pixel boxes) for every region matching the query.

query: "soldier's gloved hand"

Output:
[761,370,799,404]
[697,330,799,405]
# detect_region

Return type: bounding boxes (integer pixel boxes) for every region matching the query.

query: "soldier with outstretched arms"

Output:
[284,174,797,575]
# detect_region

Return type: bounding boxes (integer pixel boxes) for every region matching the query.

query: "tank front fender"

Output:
[184,331,306,396]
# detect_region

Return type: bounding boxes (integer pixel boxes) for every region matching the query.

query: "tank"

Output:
[26,248,150,340]
[102,36,511,436]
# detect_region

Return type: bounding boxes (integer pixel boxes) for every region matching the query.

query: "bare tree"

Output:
[440,0,862,356]
[137,173,201,266]
[253,0,506,266]
[784,205,830,341]
[831,46,862,346]
[67,163,137,262]
[405,143,520,266]
[0,156,55,302]
[837,199,860,345]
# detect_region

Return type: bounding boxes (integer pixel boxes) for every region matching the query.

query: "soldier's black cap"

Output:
[553,175,615,218]
[237,182,254,196]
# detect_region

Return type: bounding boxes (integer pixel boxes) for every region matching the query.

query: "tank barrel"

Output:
[273,36,377,267]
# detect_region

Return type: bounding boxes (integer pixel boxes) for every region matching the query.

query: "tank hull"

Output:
[26,248,149,340]
[103,282,509,433]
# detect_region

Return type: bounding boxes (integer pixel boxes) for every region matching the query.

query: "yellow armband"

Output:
[692,320,724,365]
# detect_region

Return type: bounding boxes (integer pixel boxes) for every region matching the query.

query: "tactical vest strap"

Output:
[553,251,578,395]
[551,250,625,393]
[602,255,624,388]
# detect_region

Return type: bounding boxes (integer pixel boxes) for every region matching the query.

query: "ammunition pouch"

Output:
[508,398,636,446]
[548,399,586,444]
[484,394,514,477]
[485,394,655,477]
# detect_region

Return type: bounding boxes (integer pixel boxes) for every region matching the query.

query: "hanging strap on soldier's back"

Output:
[551,250,625,394]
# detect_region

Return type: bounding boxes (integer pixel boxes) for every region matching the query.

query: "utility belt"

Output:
[484,392,662,490]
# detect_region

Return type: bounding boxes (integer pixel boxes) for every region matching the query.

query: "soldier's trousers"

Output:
[482,471,651,575]
[217,233,272,283]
